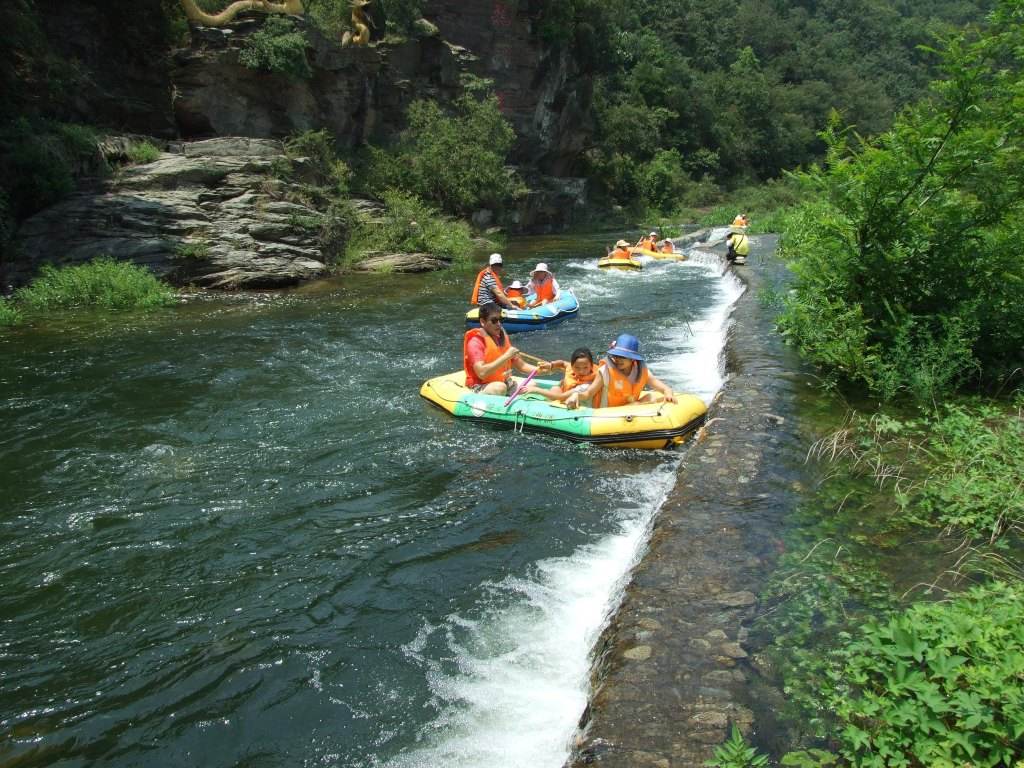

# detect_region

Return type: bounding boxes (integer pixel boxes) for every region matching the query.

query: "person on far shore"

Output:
[565,334,676,409]
[526,263,560,308]
[470,253,516,309]
[463,302,549,395]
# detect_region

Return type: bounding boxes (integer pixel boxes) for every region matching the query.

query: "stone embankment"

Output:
[569,236,812,767]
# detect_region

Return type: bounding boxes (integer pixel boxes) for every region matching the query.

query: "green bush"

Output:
[0,298,22,327]
[361,94,522,216]
[16,257,176,311]
[284,129,351,195]
[706,725,769,768]
[345,189,473,266]
[238,16,311,79]
[125,140,162,165]
[822,582,1024,768]
[778,6,1024,401]
[0,118,102,220]
[319,199,358,264]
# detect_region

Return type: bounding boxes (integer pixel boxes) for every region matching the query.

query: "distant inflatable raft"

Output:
[420,372,708,450]
[597,256,643,271]
[628,246,686,262]
[466,289,579,333]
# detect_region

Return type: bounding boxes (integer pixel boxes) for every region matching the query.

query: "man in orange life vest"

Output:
[525,262,560,308]
[464,302,550,395]
[636,231,658,251]
[610,239,632,259]
[564,333,676,409]
[470,253,516,309]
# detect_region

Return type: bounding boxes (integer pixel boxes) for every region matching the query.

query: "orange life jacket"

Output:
[639,238,656,251]
[532,277,556,303]
[660,241,675,253]
[506,287,526,308]
[611,247,631,259]
[563,360,602,390]
[463,327,511,388]
[470,268,505,305]
[599,360,649,407]
[731,215,748,228]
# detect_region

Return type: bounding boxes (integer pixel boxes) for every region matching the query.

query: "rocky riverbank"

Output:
[568,236,814,766]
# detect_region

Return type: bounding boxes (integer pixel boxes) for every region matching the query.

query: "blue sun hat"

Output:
[607,333,645,362]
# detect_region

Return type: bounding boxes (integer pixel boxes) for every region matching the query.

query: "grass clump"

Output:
[345,189,473,267]
[16,257,176,311]
[125,140,161,165]
[0,299,22,326]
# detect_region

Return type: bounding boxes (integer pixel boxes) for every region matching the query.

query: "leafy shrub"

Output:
[345,189,472,266]
[706,725,769,768]
[16,257,176,311]
[0,118,102,220]
[238,16,311,79]
[125,140,161,165]
[284,129,351,195]
[319,199,358,264]
[822,582,1024,768]
[361,94,522,216]
[778,7,1024,400]
[0,298,22,327]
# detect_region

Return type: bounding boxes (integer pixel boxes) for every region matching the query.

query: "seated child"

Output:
[526,348,601,402]
[505,280,526,308]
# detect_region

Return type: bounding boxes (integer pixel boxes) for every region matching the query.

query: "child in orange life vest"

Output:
[525,348,602,402]
[463,302,549,395]
[505,280,527,308]
[564,334,676,410]
[526,263,560,308]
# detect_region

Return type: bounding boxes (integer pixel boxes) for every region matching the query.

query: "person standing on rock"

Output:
[470,253,516,309]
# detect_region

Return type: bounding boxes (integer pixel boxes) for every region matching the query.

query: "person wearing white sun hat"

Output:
[526,262,561,308]
[470,252,515,309]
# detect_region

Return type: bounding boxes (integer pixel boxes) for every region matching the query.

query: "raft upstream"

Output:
[628,246,687,262]
[597,256,642,271]
[420,372,707,450]
[465,289,580,333]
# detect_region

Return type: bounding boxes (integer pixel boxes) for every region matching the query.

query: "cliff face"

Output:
[419,0,593,176]
[171,2,592,175]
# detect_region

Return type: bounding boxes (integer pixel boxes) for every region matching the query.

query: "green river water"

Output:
[0,232,742,767]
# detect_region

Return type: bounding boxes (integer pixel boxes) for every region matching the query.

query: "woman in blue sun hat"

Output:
[564,333,677,409]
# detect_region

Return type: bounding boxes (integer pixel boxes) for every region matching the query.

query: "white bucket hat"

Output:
[509,280,523,289]
[488,253,503,266]
[531,262,550,276]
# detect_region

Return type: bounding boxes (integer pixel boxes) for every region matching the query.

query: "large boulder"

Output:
[13,137,328,289]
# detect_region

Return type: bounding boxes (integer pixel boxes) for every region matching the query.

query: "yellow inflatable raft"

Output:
[597,255,643,271]
[420,372,707,450]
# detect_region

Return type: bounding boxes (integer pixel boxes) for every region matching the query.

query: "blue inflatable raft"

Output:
[465,289,580,333]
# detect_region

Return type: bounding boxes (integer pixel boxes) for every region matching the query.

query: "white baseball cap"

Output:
[488,253,503,265]
[531,262,550,275]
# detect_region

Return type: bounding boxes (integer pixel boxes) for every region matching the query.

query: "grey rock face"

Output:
[14,138,327,290]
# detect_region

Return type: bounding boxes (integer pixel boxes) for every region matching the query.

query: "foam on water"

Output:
[386,262,747,768]
[388,467,677,768]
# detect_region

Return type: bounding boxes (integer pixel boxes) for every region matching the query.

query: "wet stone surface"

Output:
[568,237,814,767]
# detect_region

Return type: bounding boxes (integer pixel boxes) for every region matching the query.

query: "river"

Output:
[0,232,742,767]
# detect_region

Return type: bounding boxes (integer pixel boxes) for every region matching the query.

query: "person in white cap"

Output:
[526,262,560,308]
[470,253,515,309]
[636,231,658,251]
